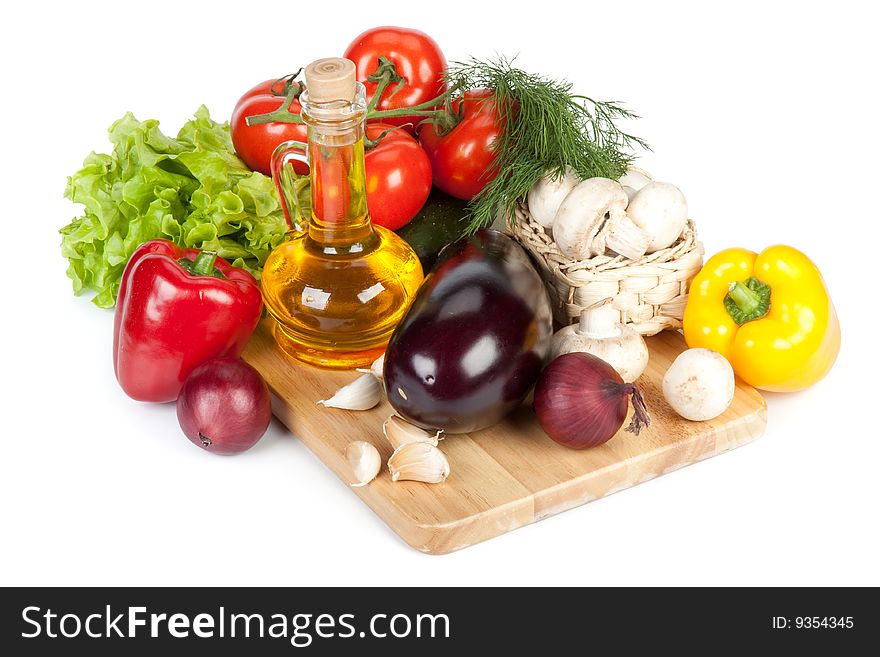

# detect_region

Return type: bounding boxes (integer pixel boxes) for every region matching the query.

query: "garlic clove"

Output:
[387,442,450,484]
[344,441,382,487]
[382,414,441,449]
[317,373,382,410]
[601,211,650,260]
[356,353,385,381]
[370,353,385,380]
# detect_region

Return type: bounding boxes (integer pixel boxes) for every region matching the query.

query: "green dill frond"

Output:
[445,56,649,233]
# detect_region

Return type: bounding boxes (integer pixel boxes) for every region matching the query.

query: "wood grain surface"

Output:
[243,319,766,554]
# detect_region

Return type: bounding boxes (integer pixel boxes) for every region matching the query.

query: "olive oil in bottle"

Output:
[261,58,424,369]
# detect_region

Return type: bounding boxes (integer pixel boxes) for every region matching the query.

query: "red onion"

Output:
[176,359,272,455]
[534,352,650,449]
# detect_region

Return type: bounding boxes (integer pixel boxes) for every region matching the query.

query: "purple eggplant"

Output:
[383,229,553,433]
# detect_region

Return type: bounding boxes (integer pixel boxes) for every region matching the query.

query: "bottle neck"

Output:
[301,88,373,250]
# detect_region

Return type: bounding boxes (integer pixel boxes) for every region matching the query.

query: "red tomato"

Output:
[364,123,432,230]
[418,89,503,201]
[344,26,447,131]
[231,79,308,176]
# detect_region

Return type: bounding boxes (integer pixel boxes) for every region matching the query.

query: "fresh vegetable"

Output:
[247,119,431,232]
[441,58,647,233]
[363,123,432,230]
[662,349,735,421]
[241,55,646,235]
[527,167,580,229]
[618,165,653,203]
[317,373,382,411]
[553,177,648,260]
[345,441,382,487]
[395,189,471,270]
[418,89,503,200]
[396,191,470,266]
[231,77,308,176]
[387,441,450,484]
[344,26,447,130]
[683,245,840,392]
[384,230,553,433]
[114,240,262,403]
[549,299,649,383]
[176,358,271,455]
[61,107,289,307]
[625,181,688,253]
[534,352,651,449]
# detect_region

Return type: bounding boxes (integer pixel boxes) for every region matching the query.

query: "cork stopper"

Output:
[304,58,357,103]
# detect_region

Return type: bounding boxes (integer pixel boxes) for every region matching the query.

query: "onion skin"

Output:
[176,359,272,455]
[534,352,650,449]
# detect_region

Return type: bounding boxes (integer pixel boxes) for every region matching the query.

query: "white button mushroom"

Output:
[625,181,688,253]
[618,165,653,203]
[527,167,581,229]
[553,177,649,260]
[549,299,649,383]
[662,348,735,421]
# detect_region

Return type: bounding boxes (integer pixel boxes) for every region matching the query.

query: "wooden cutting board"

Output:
[243,319,766,554]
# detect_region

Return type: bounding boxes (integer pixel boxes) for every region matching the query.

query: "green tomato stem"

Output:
[365,56,405,114]
[363,124,410,151]
[246,82,458,127]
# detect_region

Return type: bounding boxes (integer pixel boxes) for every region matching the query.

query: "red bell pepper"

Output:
[113,240,263,402]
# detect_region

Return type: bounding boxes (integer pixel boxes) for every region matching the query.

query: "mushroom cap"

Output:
[662,348,734,421]
[527,167,580,228]
[552,177,628,260]
[619,166,653,203]
[549,322,649,383]
[626,181,688,253]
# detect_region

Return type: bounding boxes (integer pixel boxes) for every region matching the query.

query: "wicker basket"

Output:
[510,201,704,335]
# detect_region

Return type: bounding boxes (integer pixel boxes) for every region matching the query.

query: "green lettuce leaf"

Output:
[60,106,293,307]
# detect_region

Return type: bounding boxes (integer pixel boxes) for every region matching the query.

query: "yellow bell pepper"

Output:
[683,245,839,392]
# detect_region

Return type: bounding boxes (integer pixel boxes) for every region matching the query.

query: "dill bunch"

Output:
[444,57,649,233]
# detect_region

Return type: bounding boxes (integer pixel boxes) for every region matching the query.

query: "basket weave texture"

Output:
[510,201,704,335]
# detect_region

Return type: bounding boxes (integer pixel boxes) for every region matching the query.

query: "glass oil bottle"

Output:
[261,58,424,369]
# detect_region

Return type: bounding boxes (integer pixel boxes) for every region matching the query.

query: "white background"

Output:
[2,0,878,586]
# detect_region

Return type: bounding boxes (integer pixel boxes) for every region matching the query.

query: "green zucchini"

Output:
[396,189,471,270]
